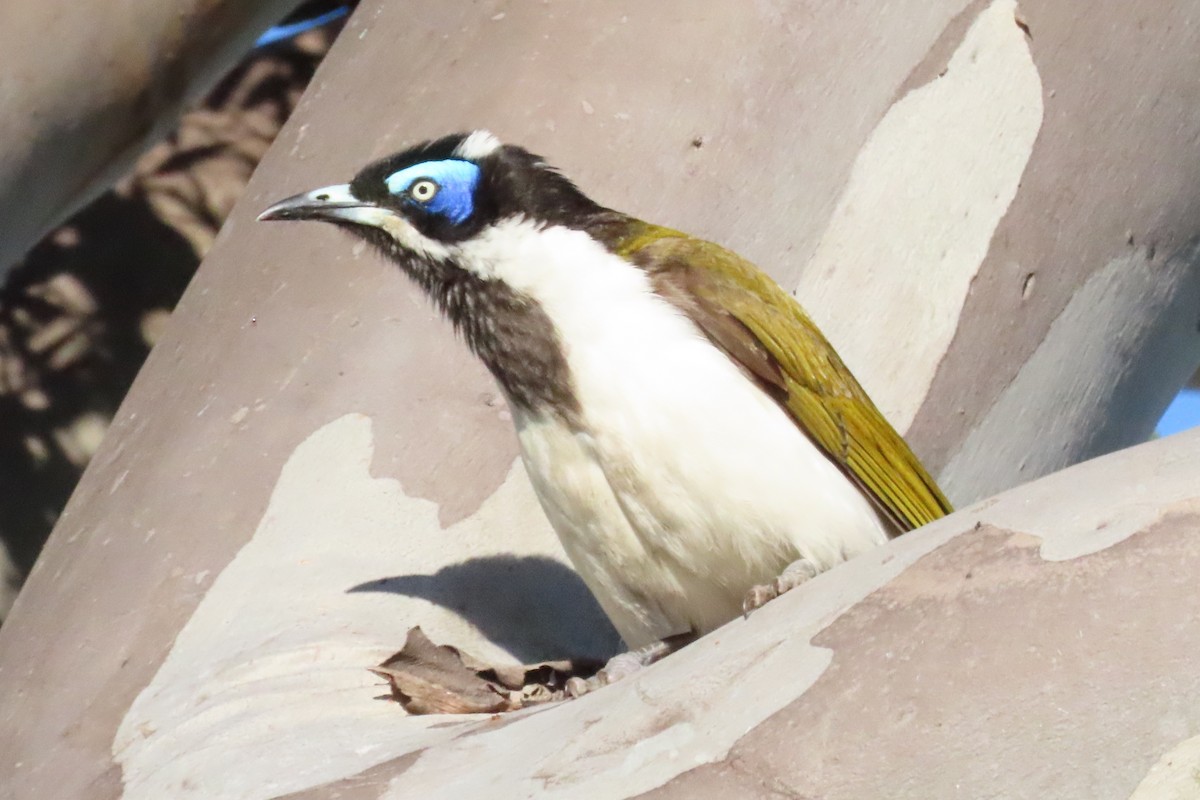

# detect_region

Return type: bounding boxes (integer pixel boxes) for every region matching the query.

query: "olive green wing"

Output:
[601,218,952,533]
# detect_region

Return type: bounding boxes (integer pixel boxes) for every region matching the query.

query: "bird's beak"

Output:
[257,183,372,223]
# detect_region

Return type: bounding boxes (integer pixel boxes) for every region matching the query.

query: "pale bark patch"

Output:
[1128,734,1200,800]
[798,0,1043,431]
[111,413,608,799]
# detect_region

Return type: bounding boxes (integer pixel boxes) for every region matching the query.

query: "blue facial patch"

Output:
[384,159,480,224]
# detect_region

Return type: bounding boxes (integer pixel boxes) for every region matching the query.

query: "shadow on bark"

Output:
[0,25,340,612]
[0,193,197,578]
[348,554,623,663]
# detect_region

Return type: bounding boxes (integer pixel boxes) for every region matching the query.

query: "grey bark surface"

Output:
[0,0,302,278]
[0,21,335,623]
[1,1,1198,798]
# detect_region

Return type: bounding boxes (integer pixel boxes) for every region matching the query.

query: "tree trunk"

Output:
[1,1,1198,798]
[0,0,302,278]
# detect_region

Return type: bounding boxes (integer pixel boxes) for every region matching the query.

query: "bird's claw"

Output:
[743,558,820,617]
[565,634,695,697]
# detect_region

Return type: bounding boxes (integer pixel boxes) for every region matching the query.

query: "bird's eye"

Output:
[409,179,439,203]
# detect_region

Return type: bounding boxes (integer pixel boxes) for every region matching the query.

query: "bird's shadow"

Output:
[348,554,622,664]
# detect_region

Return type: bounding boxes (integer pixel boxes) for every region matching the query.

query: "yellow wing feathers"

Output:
[607,220,952,533]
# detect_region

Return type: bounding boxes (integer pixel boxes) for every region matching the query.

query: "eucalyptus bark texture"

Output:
[0,1,1198,798]
[0,0,302,280]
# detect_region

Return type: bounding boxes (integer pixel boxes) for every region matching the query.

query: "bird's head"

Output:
[259,131,614,416]
[258,130,603,293]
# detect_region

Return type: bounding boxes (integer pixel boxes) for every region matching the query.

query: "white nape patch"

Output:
[797,0,1043,432]
[454,130,502,160]
[340,205,452,262]
[112,415,607,800]
[453,219,889,647]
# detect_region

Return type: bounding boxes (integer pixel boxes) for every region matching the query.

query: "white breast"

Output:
[453,219,889,647]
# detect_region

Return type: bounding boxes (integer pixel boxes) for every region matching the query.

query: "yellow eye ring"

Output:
[409,179,439,203]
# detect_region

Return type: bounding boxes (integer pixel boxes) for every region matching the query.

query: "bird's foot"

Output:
[742,558,820,617]
[565,633,695,698]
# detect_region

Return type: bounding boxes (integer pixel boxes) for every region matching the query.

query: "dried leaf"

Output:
[371,627,604,715]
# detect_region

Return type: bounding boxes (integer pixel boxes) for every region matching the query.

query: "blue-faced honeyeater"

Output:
[260,131,952,658]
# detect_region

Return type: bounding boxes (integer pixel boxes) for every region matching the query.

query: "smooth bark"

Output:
[1,1,1198,797]
[0,0,301,277]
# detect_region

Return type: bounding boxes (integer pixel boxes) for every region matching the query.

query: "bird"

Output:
[259,130,952,686]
